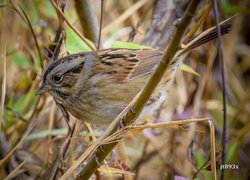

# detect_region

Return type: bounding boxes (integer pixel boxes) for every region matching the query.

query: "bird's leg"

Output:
[94,153,102,166]
[117,116,125,129]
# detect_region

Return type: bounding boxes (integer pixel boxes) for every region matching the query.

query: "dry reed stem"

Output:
[98,166,135,176]
[183,3,212,42]
[74,0,100,46]
[0,45,6,132]
[0,1,6,132]
[208,120,216,180]
[4,160,27,180]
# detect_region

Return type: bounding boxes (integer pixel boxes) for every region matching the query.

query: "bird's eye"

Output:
[52,74,63,83]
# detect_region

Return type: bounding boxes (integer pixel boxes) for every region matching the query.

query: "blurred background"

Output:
[0,0,250,179]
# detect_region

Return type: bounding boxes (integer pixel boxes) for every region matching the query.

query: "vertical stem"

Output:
[74,0,100,47]
[212,1,227,179]
[97,0,104,50]
[0,45,6,132]
[0,0,6,131]
[209,120,217,180]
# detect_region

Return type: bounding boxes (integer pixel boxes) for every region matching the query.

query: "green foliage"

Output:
[221,0,250,14]
[25,128,102,140]
[111,41,152,49]
[66,27,92,54]
[181,63,200,76]
[194,150,210,179]
[10,52,32,69]
[25,128,68,140]
[226,141,239,163]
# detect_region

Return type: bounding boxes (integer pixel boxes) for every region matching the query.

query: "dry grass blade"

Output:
[208,120,216,180]
[101,118,209,145]
[0,0,6,132]
[131,118,209,131]
[98,166,135,176]
[183,3,212,42]
[4,160,27,180]
[84,122,97,141]
[0,45,6,132]
[179,16,234,56]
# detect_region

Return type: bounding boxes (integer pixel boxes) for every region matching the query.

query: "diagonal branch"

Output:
[66,1,200,179]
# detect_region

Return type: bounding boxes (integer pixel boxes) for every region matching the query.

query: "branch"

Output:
[74,0,100,47]
[74,0,200,179]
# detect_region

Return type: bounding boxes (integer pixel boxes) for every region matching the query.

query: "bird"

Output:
[36,24,231,126]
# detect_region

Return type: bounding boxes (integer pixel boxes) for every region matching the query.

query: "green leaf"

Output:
[220,0,250,14]
[111,41,153,49]
[66,27,93,54]
[195,151,206,168]
[25,129,68,141]
[25,129,102,140]
[41,1,57,18]
[181,63,200,76]
[194,151,210,179]
[226,141,239,163]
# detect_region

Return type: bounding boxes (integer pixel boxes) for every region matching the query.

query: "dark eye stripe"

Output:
[64,62,84,74]
[43,53,87,81]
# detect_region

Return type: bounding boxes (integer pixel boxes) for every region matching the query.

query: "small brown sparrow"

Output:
[36,24,231,125]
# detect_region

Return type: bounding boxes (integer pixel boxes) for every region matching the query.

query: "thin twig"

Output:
[208,120,217,180]
[97,0,104,50]
[0,43,6,132]
[212,1,227,180]
[16,2,43,68]
[0,0,6,131]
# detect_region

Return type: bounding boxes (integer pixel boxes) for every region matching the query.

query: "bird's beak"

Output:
[36,83,47,95]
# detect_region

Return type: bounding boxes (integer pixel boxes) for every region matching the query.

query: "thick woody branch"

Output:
[74,0,100,47]
[75,0,200,179]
